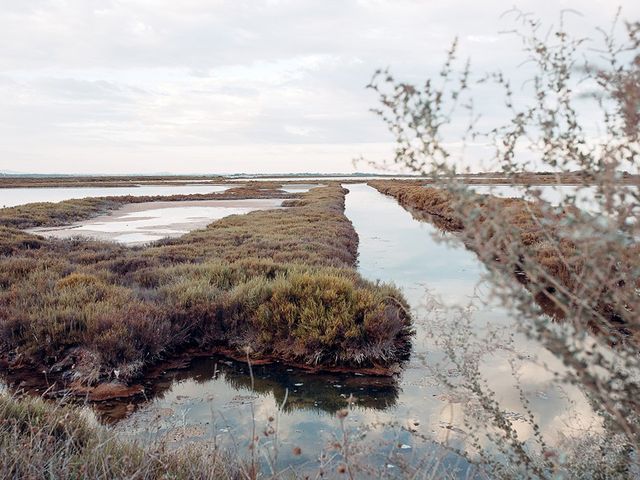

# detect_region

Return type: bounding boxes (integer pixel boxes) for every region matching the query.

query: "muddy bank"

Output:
[1,342,403,418]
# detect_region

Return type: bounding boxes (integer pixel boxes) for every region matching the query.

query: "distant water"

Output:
[467,184,639,215]
[0,184,233,208]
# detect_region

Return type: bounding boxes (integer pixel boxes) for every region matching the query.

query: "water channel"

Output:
[87,184,596,475]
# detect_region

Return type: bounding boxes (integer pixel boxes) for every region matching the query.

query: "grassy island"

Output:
[0,185,412,400]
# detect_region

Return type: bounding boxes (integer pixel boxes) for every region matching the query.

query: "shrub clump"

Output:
[0,185,412,388]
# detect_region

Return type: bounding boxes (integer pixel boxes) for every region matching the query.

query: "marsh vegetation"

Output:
[1,10,640,480]
[0,185,412,400]
[369,180,640,331]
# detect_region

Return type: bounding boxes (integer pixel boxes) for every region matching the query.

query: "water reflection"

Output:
[97,355,400,423]
[346,184,602,444]
[112,354,424,475]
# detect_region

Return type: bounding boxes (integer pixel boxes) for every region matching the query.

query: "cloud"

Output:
[0,0,638,173]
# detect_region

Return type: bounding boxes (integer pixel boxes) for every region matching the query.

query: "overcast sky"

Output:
[0,1,637,174]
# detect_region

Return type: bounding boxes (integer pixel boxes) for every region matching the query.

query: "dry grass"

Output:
[0,393,241,479]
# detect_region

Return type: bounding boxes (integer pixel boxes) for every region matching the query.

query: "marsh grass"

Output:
[0,393,242,479]
[0,185,412,390]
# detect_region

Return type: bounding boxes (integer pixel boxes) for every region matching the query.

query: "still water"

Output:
[279,183,323,193]
[29,199,285,246]
[0,184,234,208]
[107,184,596,475]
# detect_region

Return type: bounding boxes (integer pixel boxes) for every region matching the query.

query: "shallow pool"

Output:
[30,198,284,245]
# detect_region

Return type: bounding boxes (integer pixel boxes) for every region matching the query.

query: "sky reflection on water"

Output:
[106,184,600,475]
[30,199,284,245]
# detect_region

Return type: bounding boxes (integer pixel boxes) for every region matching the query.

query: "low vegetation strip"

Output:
[0,182,296,229]
[0,185,412,397]
[369,180,639,337]
[0,174,227,188]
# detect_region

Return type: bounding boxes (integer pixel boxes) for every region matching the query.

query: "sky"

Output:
[0,0,638,175]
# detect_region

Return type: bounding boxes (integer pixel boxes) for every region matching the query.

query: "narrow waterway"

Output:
[96,184,598,475]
